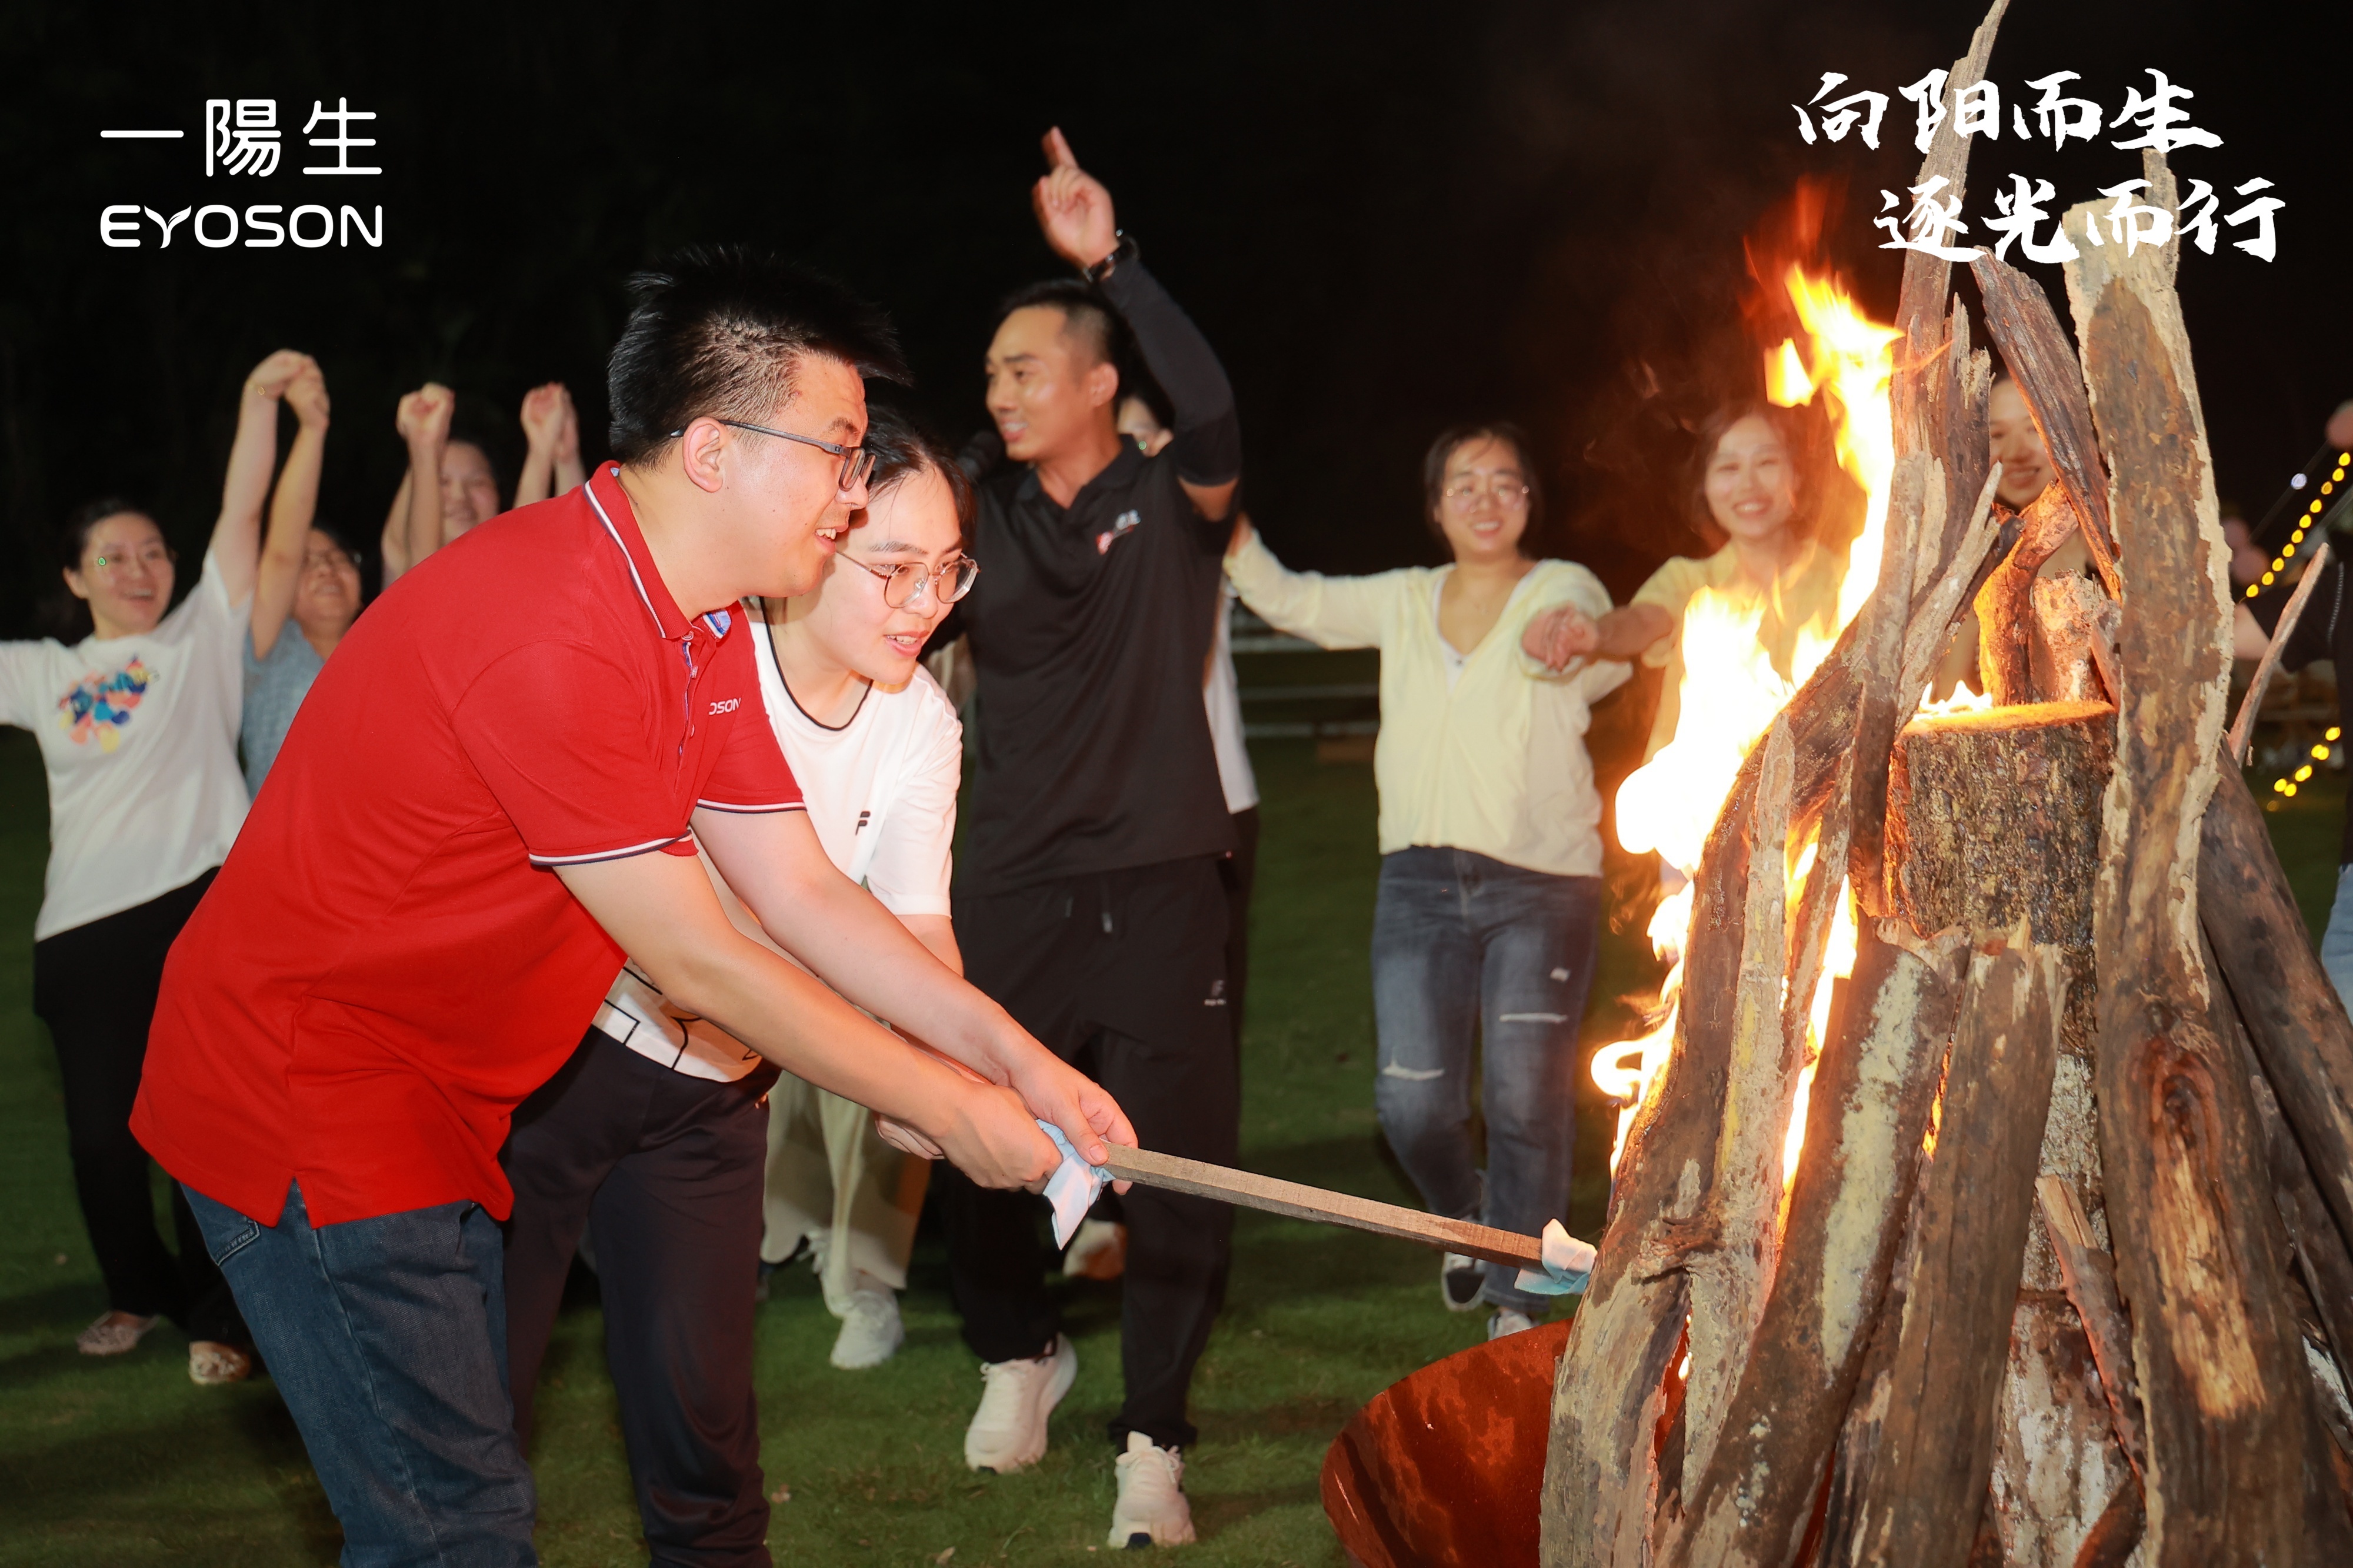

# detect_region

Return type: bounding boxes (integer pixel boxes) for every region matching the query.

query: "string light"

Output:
[2329,727,2343,742]
[2248,583,2262,598]
[2287,782,2301,797]
[2314,743,2332,760]
[2264,571,2278,585]
[2297,764,2315,782]
[2286,543,2298,557]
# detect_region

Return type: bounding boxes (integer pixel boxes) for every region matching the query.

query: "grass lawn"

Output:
[0,732,1616,1567]
[1,725,2334,1566]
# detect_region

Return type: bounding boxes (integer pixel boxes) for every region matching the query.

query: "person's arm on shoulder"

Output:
[1222,515,1389,650]
[253,362,330,659]
[398,383,455,575]
[212,349,314,609]
[1031,128,1238,522]
[692,806,1131,1167]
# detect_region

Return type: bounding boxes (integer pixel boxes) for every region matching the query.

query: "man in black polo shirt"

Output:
[938,129,1241,1548]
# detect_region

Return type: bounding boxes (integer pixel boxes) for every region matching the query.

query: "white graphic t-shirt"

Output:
[0,552,250,940]
[596,609,965,1081]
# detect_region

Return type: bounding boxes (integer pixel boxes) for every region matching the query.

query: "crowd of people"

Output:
[4,124,2332,1565]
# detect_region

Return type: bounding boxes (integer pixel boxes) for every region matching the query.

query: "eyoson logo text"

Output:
[101,203,383,249]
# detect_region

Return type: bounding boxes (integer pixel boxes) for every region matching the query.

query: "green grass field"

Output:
[0,732,1620,1567]
[0,726,2334,1567]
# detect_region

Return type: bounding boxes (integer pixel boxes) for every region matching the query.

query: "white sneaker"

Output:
[830,1285,905,1370]
[1064,1218,1128,1280]
[964,1334,1078,1472]
[1489,1307,1538,1340]
[1109,1430,1198,1547]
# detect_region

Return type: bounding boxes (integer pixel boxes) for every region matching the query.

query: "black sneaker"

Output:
[1441,1252,1485,1312]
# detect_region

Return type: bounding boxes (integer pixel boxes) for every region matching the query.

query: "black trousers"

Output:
[943,855,1239,1452]
[37,869,245,1345]
[503,1029,777,1568]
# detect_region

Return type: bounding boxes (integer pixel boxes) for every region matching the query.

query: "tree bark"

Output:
[1660,923,1970,1568]
[1822,935,2064,1568]
[2198,765,2353,1266]
[2067,174,2309,1567]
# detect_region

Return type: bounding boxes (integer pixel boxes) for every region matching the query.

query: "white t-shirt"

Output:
[0,552,249,941]
[596,610,965,1081]
[1204,583,1259,814]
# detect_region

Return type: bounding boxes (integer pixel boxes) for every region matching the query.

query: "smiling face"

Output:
[1988,379,2055,511]
[789,464,965,688]
[1432,435,1533,566]
[293,529,364,642]
[1702,415,1801,548]
[64,511,173,640]
[985,305,1119,465]
[441,440,502,538]
[720,353,872,600]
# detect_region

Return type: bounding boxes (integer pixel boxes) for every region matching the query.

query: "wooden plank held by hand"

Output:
[1098,1143,1548,1270]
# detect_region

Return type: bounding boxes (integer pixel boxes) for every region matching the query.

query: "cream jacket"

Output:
[1226,533,1628,877]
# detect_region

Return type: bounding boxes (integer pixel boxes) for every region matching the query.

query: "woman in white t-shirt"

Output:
[0,349,315,1385]
[497,405,982,1559]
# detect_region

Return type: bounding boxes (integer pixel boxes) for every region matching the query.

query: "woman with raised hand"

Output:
[1224,422,1628,1340]
[242,358,366,795]
[0,349,308,1384]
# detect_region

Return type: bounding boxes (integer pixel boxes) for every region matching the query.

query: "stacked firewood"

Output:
[1536,4,2353,1565]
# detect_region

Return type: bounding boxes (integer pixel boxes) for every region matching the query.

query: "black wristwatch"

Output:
[1083,230,1138,285]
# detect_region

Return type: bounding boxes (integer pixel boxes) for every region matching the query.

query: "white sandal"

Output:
[76,1310,158,1356]
[188,1340,254,1386]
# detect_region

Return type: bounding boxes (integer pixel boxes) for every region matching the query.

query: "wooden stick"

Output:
[2227,538,2331,764]
[2068,166,2309,1565]
[2035,1175,2147,1478]
[1097,1143,1547,1270]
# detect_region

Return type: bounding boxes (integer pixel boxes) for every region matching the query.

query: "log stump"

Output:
[1887,700,2134,1562]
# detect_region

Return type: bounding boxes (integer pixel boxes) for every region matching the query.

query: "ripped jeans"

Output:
[1370,847,1603,1312]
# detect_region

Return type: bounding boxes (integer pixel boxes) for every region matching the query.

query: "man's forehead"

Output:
[774,355,868,436]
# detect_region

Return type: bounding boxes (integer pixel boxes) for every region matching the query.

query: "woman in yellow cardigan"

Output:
[1224,423,1628,1339]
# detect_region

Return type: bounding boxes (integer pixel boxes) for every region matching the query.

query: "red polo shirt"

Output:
[132,467,802,1226]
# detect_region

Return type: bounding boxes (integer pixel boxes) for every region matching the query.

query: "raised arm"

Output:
[552,385,587,495]
[1222,515,1392,650]
[514,382,565,508]
[691,805,1134,1167]
[556,843,1066,1189]
[212,349,313,608]
[396,383,455,579]
[1033,128,1239,522]
[252,362,330,659]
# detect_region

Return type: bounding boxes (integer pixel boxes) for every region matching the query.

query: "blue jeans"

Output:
[1369,848,1603,1312]
[184,1181,538,1567]
[2324,864,2353,1013]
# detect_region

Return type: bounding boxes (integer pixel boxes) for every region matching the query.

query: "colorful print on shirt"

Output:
[56,659,153,751]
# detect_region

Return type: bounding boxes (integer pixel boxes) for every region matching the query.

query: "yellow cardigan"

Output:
[1225,533,1628,878]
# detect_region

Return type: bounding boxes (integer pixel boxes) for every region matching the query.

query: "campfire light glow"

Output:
[1598,255,1905,1177]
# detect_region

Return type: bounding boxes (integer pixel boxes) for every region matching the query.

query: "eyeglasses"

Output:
[1442,476,1532,506]
[89,544,176,575]
[838,551,980,608]
[672,417,875,493]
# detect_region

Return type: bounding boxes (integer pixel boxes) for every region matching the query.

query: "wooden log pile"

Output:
[1537,4,2353,1563]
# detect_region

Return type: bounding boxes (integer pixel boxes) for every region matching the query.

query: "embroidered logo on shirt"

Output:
[55,659,152,751]
[1095,510,1142,556]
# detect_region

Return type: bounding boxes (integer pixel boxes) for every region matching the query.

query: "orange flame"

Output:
[1596,236,1902,1179]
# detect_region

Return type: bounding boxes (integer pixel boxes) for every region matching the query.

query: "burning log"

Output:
[2066,168,2310,1563]
[1818,935,2064,1568]
[1658,922,1969,1568]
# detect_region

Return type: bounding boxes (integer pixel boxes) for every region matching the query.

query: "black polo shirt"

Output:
[949,442,1237,890]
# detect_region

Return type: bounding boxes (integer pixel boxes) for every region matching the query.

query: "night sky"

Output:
[5,0,2338,632]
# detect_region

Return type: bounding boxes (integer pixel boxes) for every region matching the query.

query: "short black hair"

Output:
[995,279,1128,369]
[608,246,907,465]
[1421,423,1547,551]
[861,402,978,548]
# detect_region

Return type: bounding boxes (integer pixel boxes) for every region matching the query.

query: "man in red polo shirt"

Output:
[132,251,1129,1568]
